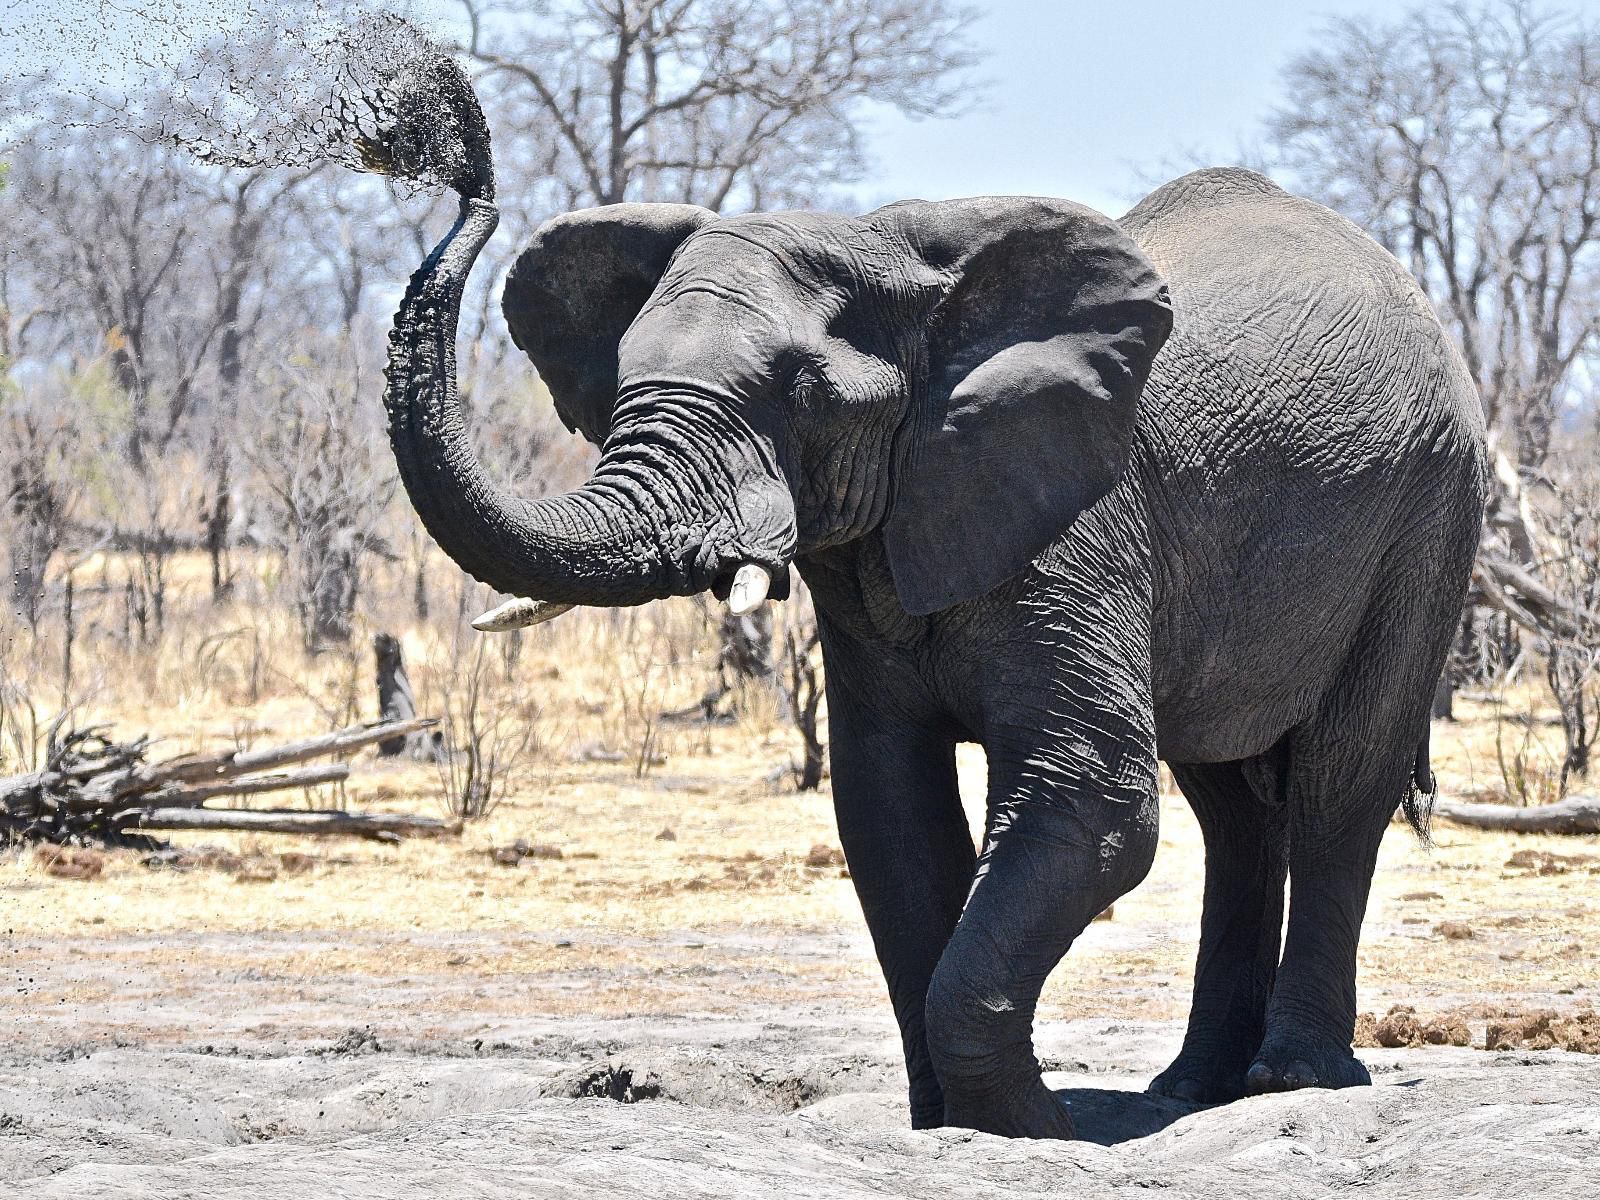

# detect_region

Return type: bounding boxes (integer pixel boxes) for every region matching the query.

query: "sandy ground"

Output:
[1,1010,1595,1198]
[2,646,1598,1193]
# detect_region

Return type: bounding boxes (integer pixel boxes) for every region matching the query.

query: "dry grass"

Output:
[1430,685,1576,807]
[2,550,1598,1041]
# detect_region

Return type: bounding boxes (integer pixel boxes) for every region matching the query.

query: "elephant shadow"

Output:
[1055,1086,1208,1145]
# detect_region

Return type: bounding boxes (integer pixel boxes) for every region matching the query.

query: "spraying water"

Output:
[1,0,493,199]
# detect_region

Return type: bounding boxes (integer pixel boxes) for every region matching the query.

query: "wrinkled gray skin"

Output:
[384,167,1487,1140]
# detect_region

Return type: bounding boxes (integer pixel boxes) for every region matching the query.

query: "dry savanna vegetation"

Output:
[2,0,1600,1083]
[1,547,1597,1055]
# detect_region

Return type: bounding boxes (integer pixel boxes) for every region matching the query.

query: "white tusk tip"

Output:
[725,563,772,616]
[470,598,575,632]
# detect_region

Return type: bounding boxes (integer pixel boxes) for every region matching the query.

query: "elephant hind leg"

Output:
[1247,550,1464,1095]
[1244,733,1408,1095]
[1149,751,1289,1104]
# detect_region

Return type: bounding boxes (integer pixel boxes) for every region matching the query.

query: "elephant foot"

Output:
[1244,1037,1370,1095]
[1147,1040,1257,1104]
[909,1090,946,1130]
[942,1076,1077,1140]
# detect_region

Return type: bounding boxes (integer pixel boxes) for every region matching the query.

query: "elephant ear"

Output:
[874,197,1173,615]
[503,203,715,444]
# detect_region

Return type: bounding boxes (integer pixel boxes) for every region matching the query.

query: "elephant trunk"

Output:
[383,197,683,606]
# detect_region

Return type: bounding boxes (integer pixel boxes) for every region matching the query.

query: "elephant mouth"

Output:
[685,482,798,601]
[557,388,801,610]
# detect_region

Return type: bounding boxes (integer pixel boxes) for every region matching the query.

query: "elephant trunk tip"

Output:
[347,38,496,203]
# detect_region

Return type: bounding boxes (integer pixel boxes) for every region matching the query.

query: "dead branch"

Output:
[1434,794,1600,835]
[1473,560,1557,642]
[81,716,438,804]
[114,807,454,840]
[1475,556,1600,643]
[125,764,352,809]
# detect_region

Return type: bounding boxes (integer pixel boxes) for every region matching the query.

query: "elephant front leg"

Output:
[827,682,975,1129]
[926,737,1160,1139]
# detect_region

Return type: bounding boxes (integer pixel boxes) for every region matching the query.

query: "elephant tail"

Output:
[1403,733,1437,843]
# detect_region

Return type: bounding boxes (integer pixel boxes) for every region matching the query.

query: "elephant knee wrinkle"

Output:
[923,973,1036,1085]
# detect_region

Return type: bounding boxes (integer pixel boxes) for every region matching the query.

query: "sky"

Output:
[7,0,1600,218]
[856,0,1600,216]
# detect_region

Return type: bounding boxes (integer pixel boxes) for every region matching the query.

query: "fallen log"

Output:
[1434,794,1600,835]
[114,807,455,841]
[2,717,446,847]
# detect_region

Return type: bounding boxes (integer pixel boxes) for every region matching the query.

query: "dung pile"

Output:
[1355,1005,1473,1049]
[1484,1007,1600,1053]
[1355,1003,1600,1053]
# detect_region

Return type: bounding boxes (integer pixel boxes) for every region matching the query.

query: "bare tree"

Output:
[1267,0,1600,473]
[781,613,825,790]
[11,120,220,467]
[425,628,539,822]
[459,0,980,214]
[1,91,371,603]
[245,346,398,654]
[0,408,80,630]
[1532,469,1600,791]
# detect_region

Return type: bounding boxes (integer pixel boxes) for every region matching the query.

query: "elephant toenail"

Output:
[1283,1061,1317,1089]
[1245,1061,1276,1093]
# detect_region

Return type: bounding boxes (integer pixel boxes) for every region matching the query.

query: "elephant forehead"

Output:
[674,216,898,294]
[623,233,827,387]
[619,299,781,388]
[653,242,798,308]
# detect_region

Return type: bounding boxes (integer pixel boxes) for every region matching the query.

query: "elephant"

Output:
[383,117,1488,1134]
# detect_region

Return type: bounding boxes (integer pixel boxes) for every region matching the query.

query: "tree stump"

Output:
[373,633,444,761]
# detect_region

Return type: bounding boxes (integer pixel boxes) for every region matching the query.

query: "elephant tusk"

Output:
[470,597,576,632]
[725,564,772,616]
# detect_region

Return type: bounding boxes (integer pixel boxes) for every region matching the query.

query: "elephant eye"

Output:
[788,360,827,411]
